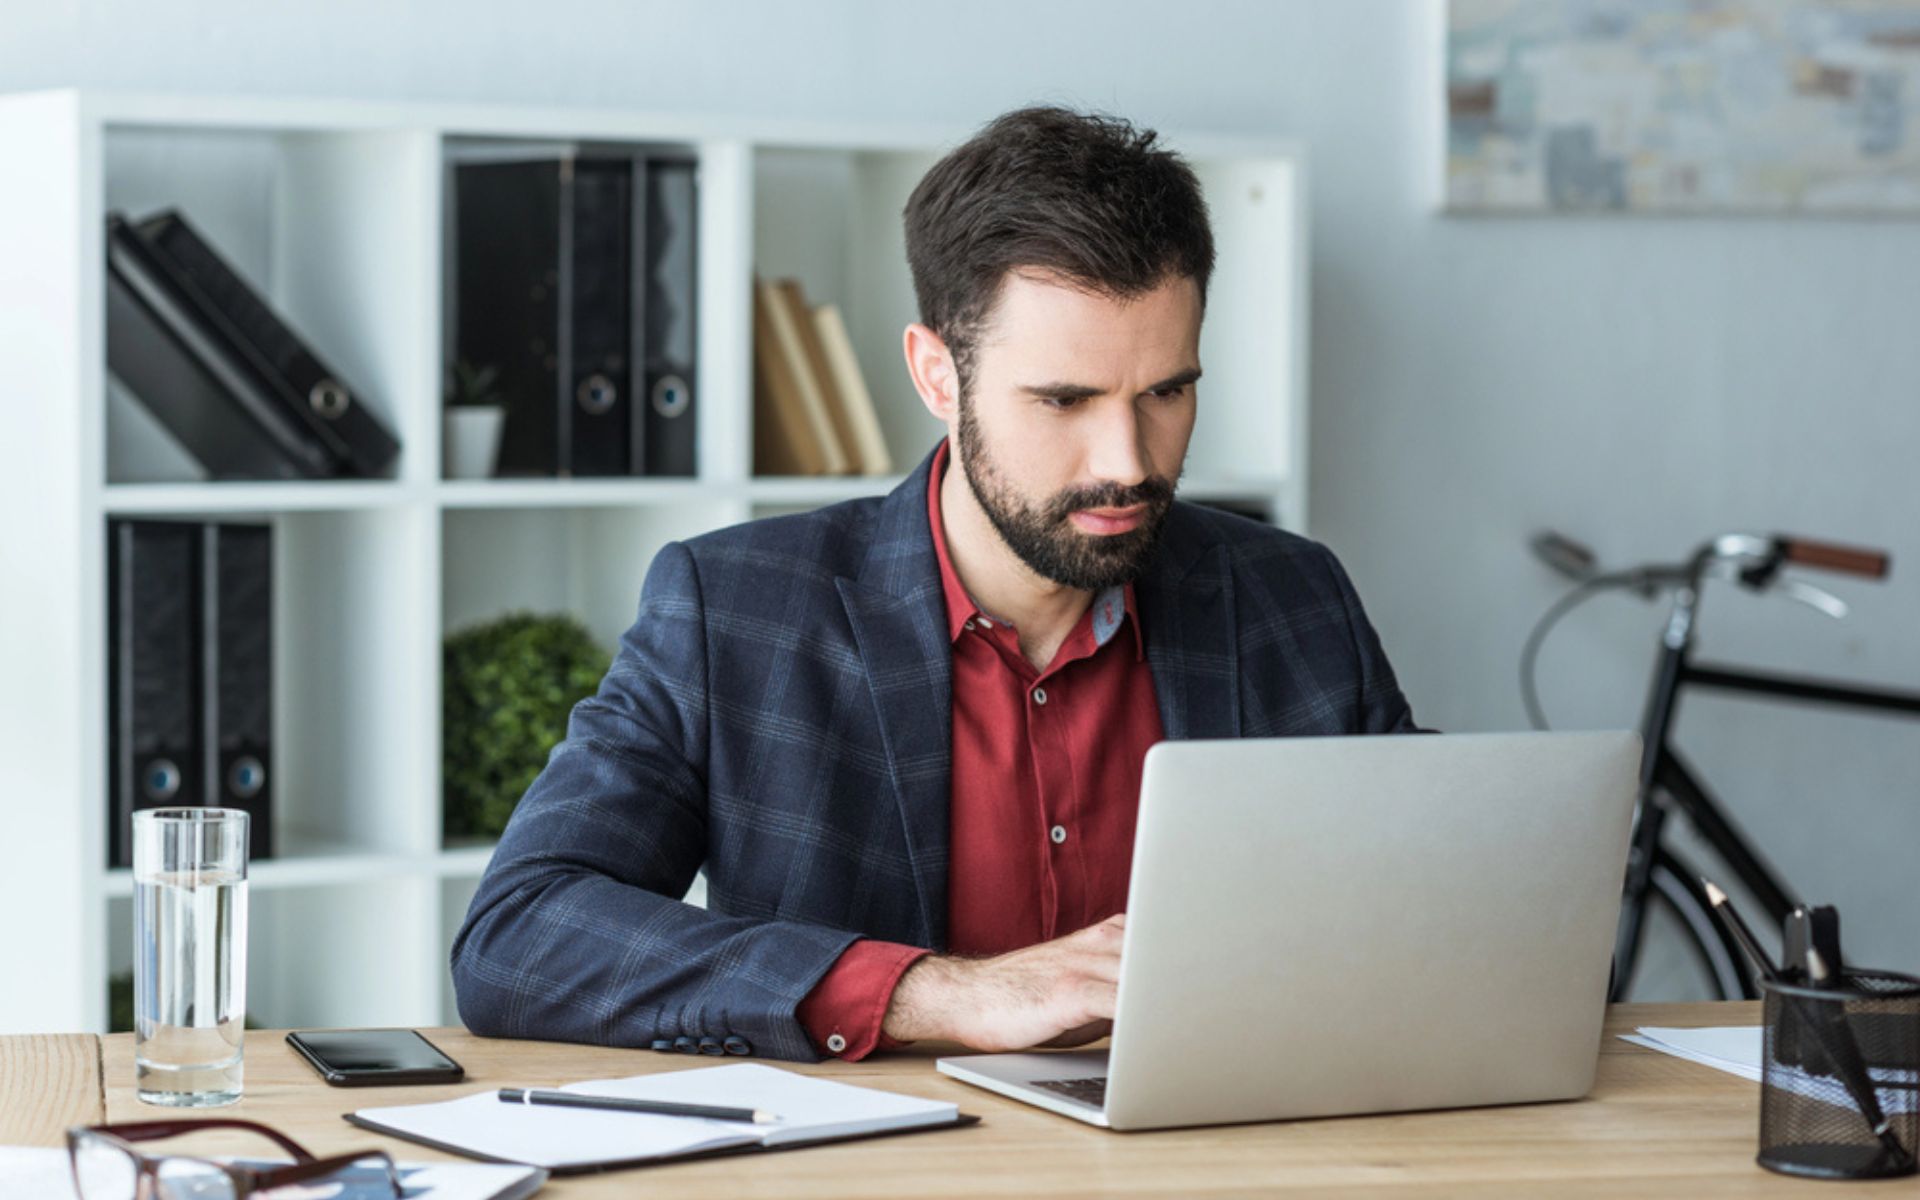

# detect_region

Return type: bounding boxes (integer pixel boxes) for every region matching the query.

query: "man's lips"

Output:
[1068,504,1147,535]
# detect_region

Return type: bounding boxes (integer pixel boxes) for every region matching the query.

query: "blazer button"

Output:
[673,1036,699,1054]
[650,1039,674,1053]
[723,1036,752,1056]
[826,1033,848,1054]
[698,1037,726,1056]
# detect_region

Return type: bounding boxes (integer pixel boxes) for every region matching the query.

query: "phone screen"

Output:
[289,1029,461,1076]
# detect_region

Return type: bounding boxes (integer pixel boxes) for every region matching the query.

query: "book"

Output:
[775,280,866,473]
[810,302,894,476]
[751,279,830,475]
[346,1062,976,1175]
[754,277,850,475]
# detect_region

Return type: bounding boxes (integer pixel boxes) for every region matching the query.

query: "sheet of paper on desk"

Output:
[0,1145,546,1199]
[1623,1026,1919,1115]
[350,1062,961,1170]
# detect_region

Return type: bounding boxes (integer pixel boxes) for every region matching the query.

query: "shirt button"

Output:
[1032,687,1048,706]
[977,617,994,629]
[963,619,976,631]
[826,1033,848,1054]
[1050,824,1067,845]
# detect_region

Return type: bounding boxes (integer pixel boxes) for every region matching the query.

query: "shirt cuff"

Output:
[796,939,931,1060]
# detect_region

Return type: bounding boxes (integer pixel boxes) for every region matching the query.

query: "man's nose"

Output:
[1084,399,1150,488]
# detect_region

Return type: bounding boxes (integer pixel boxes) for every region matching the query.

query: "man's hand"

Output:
[880,914,1125,1052]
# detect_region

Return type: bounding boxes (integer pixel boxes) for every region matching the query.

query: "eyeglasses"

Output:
[65,1119,401,1200]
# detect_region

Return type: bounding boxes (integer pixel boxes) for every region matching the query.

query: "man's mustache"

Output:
[1044,476,1176,523]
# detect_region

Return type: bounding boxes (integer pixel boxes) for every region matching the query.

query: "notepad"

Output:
[347,1062,972,1173]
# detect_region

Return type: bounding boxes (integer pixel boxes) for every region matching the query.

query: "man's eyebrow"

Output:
[1018,366,1203,401]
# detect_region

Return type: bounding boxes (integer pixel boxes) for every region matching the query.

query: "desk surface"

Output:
[4,1003,1913,1197]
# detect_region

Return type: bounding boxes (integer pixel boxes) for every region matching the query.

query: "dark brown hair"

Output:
[903,105,1215,393]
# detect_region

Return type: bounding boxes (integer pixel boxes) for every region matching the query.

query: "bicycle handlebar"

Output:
[1530,529,1893,599]
[1776,535,1890,580]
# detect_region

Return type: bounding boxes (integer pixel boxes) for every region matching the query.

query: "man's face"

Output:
[953,269,1201,591]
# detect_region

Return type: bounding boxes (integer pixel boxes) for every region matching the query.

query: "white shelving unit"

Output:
[0,88,1308,1035]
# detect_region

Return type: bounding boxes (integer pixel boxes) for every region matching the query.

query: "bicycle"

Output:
[1522,530,1920,1002]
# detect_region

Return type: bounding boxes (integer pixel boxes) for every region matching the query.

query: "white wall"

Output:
[8,0,1915,982]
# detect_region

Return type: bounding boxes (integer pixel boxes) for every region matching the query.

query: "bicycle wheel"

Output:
[1616,847,1754,1002]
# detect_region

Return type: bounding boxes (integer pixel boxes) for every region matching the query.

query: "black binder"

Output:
[205,523,274,862]
[106,215,337,480]
[566,159,636,476]
[455,154,637,477]
[453,151,698,478]
[637,158,698,477]
[107,521,203,868]
[107,520,275,867]
[137,210,401,479]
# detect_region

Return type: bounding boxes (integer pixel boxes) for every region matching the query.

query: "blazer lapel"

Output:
[837,448,952,950]
[1140,506,1240,741]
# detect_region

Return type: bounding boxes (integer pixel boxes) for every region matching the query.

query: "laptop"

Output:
[936,730,1639,1131]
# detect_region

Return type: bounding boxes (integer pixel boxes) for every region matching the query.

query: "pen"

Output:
[1806,948,1908,1163]
[497,1087,781,1125]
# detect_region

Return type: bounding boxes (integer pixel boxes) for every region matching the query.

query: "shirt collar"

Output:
[926,439,1145,659]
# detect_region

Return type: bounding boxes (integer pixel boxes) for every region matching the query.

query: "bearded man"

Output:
[452,105,1420,1063]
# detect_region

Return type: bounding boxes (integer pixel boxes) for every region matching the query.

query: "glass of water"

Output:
[132,808,249,1107]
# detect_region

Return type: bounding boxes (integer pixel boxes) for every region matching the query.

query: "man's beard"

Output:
[955,397,1177,591]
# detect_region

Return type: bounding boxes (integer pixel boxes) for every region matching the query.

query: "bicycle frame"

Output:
[1614,580,1920,1000]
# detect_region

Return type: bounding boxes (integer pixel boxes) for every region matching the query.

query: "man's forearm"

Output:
[881,954,969,1043]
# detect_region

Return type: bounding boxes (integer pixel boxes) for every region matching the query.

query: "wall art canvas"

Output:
[1447,0,1920,213]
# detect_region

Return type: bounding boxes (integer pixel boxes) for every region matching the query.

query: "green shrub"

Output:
[443,612,611,841]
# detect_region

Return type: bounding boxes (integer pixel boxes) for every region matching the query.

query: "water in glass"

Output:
[133,808,250,1108]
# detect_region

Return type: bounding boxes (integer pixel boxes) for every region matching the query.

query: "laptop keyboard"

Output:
[1032,1076,1108,1108]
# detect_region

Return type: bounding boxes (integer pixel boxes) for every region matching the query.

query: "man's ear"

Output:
[903,323,959,422]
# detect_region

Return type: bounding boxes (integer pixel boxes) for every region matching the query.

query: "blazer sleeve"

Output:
[449,540,862,1062]
[1319,545,1430,735]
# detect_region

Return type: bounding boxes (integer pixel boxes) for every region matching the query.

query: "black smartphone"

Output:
[285,1028,465,1087]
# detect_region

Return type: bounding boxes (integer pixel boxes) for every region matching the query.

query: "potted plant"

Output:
[444,358,507,479]
[442,612,611,842]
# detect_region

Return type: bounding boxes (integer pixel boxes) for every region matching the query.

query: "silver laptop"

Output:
[936,730,1639,1131]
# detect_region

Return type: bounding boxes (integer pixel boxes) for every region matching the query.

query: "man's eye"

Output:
[1149,384,1188,400]
[1041,395,1085,411]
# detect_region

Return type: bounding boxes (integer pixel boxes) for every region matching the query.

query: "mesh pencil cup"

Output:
[1757,969,1920,1180]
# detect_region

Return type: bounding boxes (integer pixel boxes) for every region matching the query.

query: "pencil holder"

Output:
[1758,968,1920,1180]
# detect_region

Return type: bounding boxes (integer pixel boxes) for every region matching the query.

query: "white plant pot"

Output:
[444,406,506,479]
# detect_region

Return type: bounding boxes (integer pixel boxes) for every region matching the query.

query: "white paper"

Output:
[1623,1025,1919,1115]
[352,1062,959,1170]
[0,1147,72,1198]
[0,1145,543,1199]
[1622,1025,1765,1080]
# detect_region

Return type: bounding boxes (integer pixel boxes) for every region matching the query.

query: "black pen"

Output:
[1806,949,1908,1160]
[498,1087,780,1125]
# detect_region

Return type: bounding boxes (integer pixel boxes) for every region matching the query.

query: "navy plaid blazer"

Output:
[451,444,1420,1061]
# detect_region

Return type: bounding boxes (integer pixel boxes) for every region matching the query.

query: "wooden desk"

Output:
[3,1003,1913,1196]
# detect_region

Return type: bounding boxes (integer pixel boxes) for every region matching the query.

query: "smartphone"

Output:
[285,1028,465,1087]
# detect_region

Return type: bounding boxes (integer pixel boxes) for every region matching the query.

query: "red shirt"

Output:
[795,440,1165,1058]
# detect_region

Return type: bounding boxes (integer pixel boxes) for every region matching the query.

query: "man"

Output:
[451,106,1420,1064]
